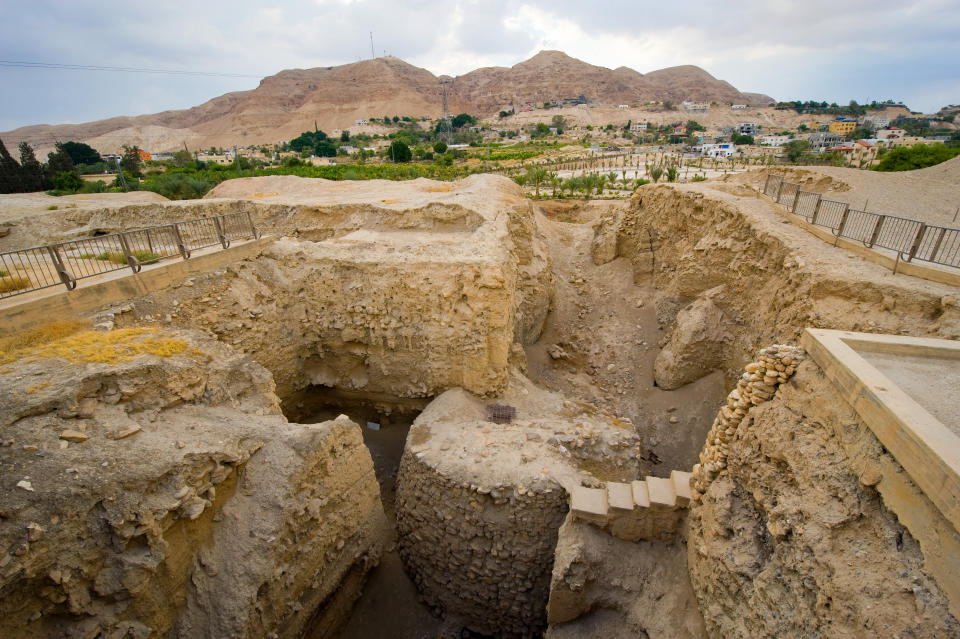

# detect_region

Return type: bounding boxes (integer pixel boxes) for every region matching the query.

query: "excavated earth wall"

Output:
[594,183,960,391]
[0,328,389,639]
[687,359,960,638]
[14,176,554,402]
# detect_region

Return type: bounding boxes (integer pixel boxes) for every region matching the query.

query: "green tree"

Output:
[0,137,24,194]
[387,140,412,163]
[666,166,678,182]
[451,113,476,129]
[649,166,663,183]
[525,166,548,197]
[121,145,142,176]
[62,141,102,166]
[18,142,47,191]
[551,114,567,129]
[784,140,809,163]
[46,142,75,176]
[172,149,193,168]
[433,140,448,154]
[731,133,755,145]
[340,130,350,142]
[874,143,960,172]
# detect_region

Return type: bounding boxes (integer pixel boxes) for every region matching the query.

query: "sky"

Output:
[2,0,959,131]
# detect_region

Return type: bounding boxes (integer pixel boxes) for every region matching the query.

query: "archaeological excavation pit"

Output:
[1,172,959,638]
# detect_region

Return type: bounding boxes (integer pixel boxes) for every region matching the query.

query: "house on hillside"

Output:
[735,122,759,136]
[827,139,877,164]
[828,118,857,136]
[683,101,710,112]
[808,131,843,151]
[700,142,736,158]
[673,124,687,135]
[631,122,648,131]
[876,127,905,140]
[618,104,630,109]
[731,104,749,110]
[861,115,890,130]
[759,134,792,147]
[355,119,368,126]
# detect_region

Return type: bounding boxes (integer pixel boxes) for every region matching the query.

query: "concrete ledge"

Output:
[801,329,960,535]
[0,237,275,334]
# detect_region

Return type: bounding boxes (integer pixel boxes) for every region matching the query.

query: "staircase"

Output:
[569,470,692,541]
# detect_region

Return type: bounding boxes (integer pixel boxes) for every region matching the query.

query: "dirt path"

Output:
[525,202,726,473]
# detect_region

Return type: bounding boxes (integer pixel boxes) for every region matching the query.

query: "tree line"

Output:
[0,138,143,194]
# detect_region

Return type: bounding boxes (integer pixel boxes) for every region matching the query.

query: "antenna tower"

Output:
[370,32,375,59]
[439,78,454,143]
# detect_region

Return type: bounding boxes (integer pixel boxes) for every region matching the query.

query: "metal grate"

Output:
[486,403,516,424]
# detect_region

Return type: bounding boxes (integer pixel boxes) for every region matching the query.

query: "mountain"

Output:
[2,51,772,154]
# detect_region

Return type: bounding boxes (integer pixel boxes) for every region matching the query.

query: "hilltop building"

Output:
[828,118,857,136]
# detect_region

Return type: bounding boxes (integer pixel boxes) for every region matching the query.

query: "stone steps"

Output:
[569,470,692,541]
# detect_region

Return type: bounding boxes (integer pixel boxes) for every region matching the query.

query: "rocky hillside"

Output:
[2,51,771,153]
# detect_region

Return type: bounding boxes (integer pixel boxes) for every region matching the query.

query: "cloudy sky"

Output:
[2,0,958,131]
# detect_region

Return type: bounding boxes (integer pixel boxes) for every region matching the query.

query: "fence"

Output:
[763,174,960,270]
[0,211,260,299]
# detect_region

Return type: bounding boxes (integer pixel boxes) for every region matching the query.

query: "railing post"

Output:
[117,232,141,273]
[791,189,802,214]
[866,215,884,248]
[763,174,772,196]
[811,195,822,225]
[213,216,230,249]
[905,223,926,263]
[834,204,851,244]
[46,244,76,291]
[775,178,784,203]
[171,223,191,259]
[928,227,947,263]
[245,211,261,239]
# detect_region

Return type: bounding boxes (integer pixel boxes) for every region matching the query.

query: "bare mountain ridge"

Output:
[3,50,772,153]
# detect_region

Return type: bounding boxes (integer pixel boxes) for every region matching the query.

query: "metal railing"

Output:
[0,211,260,299]
[763,173,960,270]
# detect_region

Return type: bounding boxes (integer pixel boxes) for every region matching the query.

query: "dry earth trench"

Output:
[1,173,959,639]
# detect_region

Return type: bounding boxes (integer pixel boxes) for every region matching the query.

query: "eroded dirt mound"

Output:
[0,324,388,639]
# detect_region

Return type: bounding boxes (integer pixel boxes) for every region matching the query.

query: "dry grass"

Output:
[0,274,32,293]
[422,184,454,193]
[0,321,194,365]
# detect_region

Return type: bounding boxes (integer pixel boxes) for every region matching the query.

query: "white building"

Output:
[862,115,890,130]
[683,101,710,112]
[735,122,760,136]
[731,104,749,110]
[699,143,737,158]
[617,104,630,109]
[759,134,792,147]
[631,122,648,131]
[355,119,368,126]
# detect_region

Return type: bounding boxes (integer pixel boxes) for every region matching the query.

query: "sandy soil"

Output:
[0,190,169,224]
[731,159,960,227]
[525,200,726,472]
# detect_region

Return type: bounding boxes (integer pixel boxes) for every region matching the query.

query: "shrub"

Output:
[433,141,448,154]
[142,172,214,199]
[95,250,161,265]
[51,171,84,192]
[691,174,708,182]
[0,274,31,293]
